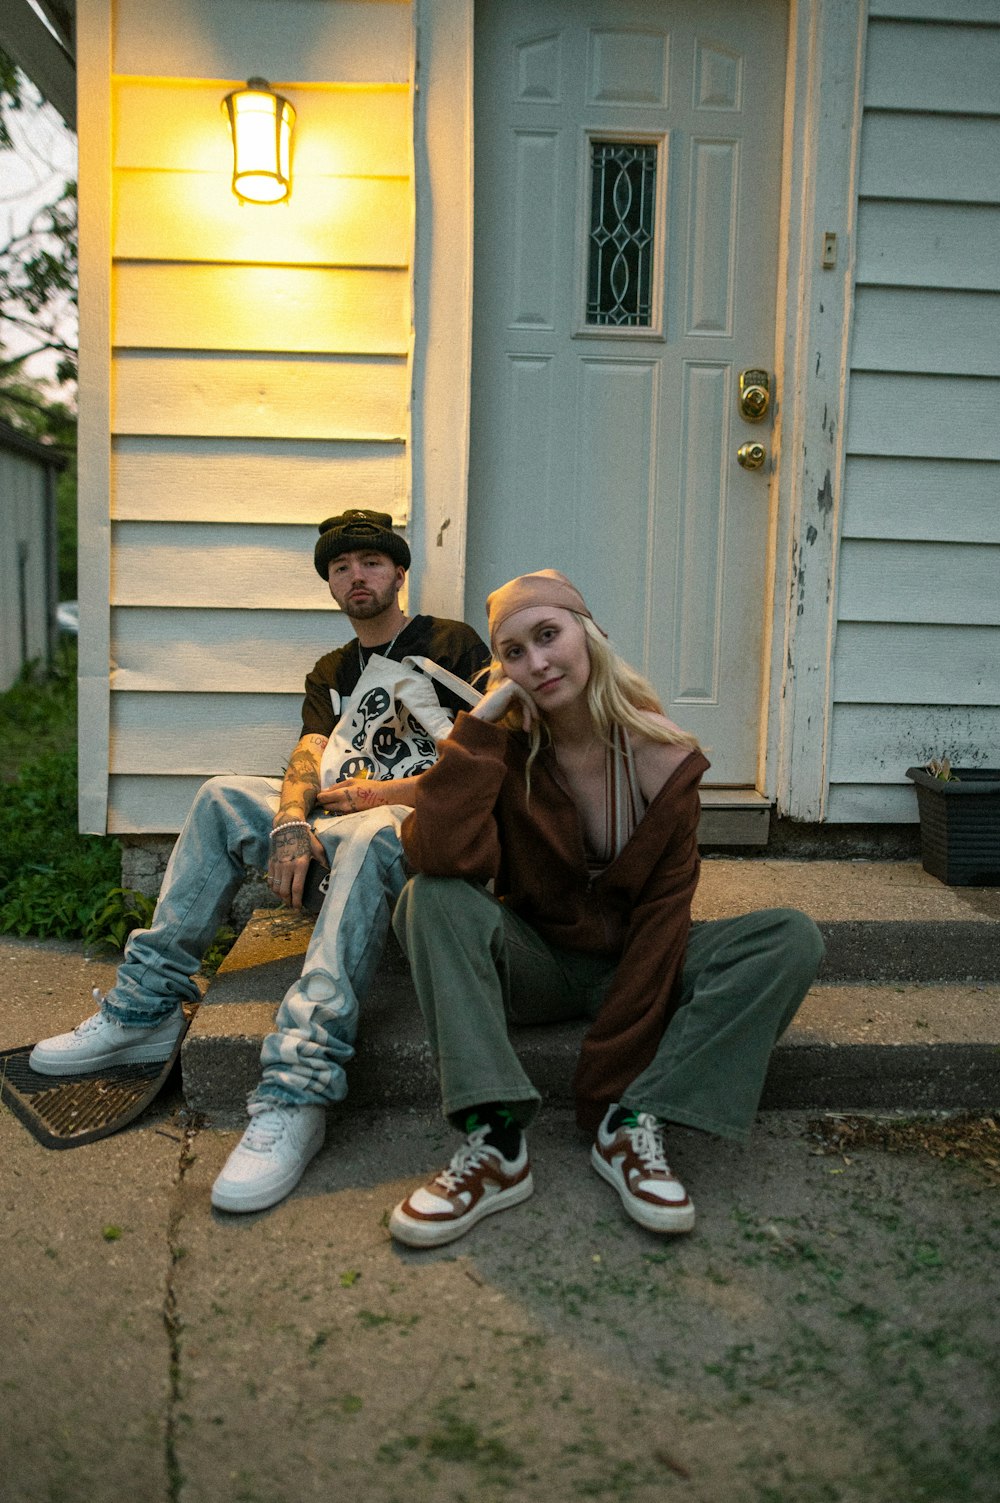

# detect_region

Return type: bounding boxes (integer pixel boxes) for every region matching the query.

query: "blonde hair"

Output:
[488,612,701,789]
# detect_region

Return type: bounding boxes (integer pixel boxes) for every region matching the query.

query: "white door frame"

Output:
[411,0,867,821]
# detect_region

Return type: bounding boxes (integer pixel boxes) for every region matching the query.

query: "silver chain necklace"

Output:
[357,617,409,674]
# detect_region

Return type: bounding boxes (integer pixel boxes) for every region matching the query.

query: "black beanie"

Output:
[313,509,411,578]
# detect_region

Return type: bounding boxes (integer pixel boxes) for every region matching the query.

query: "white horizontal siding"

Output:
[91,1,417,833]
[113,265,410,355]
[111,438,406,523]
[110,607,355,692]
[108,776,230,834]
[838,540,1000,625]
[857,201,1000,288]
[860,112,1000,203]
[836,130,1000,840]
[112,352,408,442]
[114,171,410,267]
[110,692,304,775]
[834,624,999,706]
[846,373,1000,459]
[826,784,919,824]
[868,0,1000,22]
[829,704,1000,783]
[109,522,402,608]
[113,0,412,83]
[865,17,1000,112]
[113,79,411,178]
[851,288,1000,375]
[842,457,1000,542]
[834,10,1000,847]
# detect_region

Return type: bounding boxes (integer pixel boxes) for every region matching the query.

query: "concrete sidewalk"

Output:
[2,896,999,1503]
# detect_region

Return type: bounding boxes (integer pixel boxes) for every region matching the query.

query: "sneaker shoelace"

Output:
[625,1112,671,1175]
[74,997,110,1039]
[435,1125,496,1194]
[242,1111,289,1153]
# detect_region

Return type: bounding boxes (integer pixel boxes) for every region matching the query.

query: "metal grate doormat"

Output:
[0,1028,188,1149]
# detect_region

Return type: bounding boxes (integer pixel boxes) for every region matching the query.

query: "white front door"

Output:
[467,0,788,783]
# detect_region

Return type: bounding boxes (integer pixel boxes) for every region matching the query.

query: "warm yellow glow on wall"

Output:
[223,78,295,204]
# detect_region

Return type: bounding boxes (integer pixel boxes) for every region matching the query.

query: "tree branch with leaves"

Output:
[0,46,78,424]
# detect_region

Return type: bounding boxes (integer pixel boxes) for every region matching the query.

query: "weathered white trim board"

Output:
[764,0,868,821]
[77,0,114,835]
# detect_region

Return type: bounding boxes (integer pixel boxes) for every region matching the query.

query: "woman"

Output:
[389,570,823,1248]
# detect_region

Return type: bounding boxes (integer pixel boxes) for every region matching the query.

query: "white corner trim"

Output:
[75,0,113,834]
[766,0,867,821]
[410,0,475,620]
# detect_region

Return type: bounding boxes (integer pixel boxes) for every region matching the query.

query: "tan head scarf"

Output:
[486,569,593,647]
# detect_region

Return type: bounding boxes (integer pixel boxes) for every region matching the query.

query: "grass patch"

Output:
[0,738,124,940]
[0,639,77,780]
[0,642,234,964]
[425,1409,521,1469]
[1,640,123,941]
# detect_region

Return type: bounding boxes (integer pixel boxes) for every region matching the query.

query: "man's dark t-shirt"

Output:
[300,614,490,739]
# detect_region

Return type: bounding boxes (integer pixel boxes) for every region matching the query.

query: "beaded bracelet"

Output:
[269,820,311,839]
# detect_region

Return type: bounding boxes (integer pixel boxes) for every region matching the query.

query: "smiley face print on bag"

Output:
[350,687,391,750]
[335,755,378,782]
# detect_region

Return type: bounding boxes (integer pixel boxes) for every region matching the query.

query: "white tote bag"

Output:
[319,653,482,788]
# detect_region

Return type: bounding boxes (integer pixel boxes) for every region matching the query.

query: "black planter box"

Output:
[905,767,1000,887]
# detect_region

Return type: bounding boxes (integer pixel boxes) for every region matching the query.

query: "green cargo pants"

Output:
[393,876,824,1142]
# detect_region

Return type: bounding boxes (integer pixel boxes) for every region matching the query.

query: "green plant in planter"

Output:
[924,756,958,782]
[906,759,1000,886]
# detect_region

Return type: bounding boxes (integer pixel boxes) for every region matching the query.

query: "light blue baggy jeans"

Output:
[101,775,409,1107]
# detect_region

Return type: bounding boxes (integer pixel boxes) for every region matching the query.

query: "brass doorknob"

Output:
[737,442,766,470]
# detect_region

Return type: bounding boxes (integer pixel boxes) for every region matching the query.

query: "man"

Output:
[31,510,490,1212]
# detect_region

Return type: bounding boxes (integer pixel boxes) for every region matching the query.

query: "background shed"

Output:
[0,418,63,691]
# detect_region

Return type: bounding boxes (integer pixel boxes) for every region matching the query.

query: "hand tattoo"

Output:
[351,782,381,809]
[270,823,312,862]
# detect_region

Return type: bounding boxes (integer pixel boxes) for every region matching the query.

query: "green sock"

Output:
[608,1106,641,1133]
[463,1104,522,1160]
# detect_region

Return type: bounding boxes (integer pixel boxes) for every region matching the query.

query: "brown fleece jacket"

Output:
[400,712,709,1130]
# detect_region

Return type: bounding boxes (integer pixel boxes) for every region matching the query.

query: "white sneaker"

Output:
[211,1105,326,1214]
[591,1106,695,1234]
[29,992,186,1076]
[389,1126,533,1248]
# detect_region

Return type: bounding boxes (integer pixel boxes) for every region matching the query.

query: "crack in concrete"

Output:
[163,1112,203,1502]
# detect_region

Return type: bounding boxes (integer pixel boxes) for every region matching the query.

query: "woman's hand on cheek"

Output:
[471,677,538,732]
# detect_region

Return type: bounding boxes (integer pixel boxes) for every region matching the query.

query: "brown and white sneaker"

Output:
[389,1126,534,1248]
[591,1107,695,1234]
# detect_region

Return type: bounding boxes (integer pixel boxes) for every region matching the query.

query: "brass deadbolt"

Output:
[739,369,770,422]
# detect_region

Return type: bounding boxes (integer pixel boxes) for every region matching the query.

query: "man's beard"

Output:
[343,582,397,622]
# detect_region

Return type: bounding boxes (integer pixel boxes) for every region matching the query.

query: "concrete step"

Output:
[181,861,1000,1122]
[697,788,771,845]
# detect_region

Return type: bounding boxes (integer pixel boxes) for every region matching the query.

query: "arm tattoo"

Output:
[278,742,323,820]
[286,748,322,791]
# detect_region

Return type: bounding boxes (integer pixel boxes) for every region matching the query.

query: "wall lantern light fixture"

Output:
[223,77,295,204]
